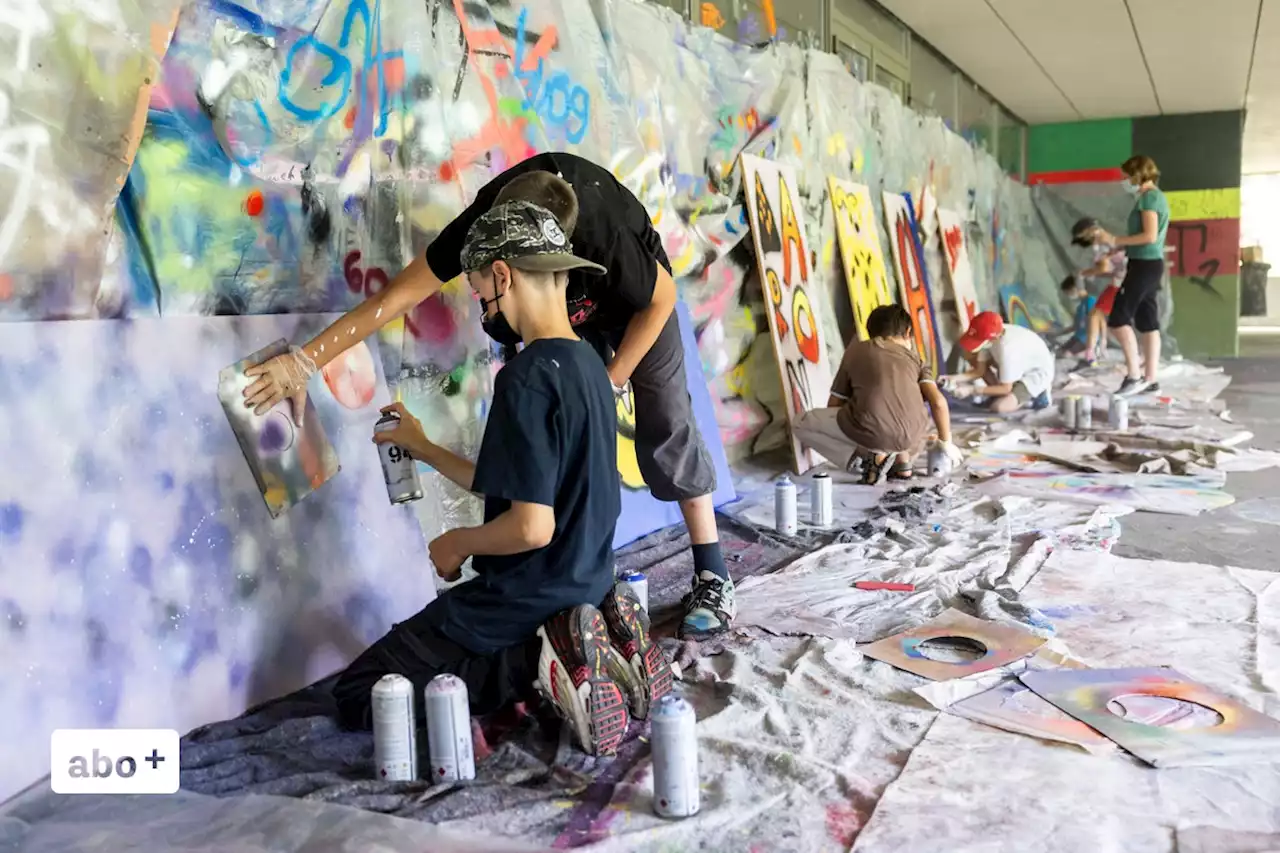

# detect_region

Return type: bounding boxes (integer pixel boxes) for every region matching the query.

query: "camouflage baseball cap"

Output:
[460,200,607,276]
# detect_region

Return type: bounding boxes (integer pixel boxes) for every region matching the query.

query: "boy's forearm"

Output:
[407,437,476,492]
[608,267,677,386]
[449,509,550,557]
[301,256,441,369]
[923,386,952,442]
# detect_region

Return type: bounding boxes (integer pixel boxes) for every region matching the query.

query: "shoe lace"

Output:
[684,578,729,615]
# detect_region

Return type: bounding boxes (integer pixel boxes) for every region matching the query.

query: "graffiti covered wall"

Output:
[0,0,1062,798]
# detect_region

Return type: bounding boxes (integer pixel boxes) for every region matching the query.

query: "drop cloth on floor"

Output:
[851,552,1280,853]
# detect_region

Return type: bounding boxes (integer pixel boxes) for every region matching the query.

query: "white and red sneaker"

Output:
[600,581,674,720]
[534,604,629,756]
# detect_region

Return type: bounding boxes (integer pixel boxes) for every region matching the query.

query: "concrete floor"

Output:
[1113,338,1280,572]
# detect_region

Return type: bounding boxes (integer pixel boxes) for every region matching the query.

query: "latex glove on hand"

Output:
[940,439,965,466]
[370,402,427,453]
[429,530,468,582]
[243,345,317,426]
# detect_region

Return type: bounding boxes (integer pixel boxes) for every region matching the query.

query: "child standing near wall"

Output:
[1069,217,1127,368]
[794,305,963,485]
[331,202,672,757]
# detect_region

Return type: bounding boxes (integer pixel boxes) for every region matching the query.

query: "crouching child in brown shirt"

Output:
[794,304,963,484]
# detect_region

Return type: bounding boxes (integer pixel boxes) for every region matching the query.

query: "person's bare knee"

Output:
[990,394,1019,414]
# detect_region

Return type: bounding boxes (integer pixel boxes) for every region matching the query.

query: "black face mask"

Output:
[479,288,522,347]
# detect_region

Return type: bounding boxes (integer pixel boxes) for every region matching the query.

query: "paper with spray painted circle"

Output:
[217,339,341,519]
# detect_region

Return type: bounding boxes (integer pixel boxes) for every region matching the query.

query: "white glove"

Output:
[242,345,317,425]
[941,439,965,466]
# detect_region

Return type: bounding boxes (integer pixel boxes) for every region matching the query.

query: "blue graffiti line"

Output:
[278,0,403,136]
[231,100,274,167]
[512,7,590,145]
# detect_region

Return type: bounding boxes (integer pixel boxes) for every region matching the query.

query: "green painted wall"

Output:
[1026,118,1133,174]
[1169,276,1240,359]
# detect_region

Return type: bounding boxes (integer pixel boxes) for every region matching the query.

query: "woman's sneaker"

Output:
[600,581,674,720]
[534,605,629,756]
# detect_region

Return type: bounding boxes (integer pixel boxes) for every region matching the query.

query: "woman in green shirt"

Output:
[1092,155,1170,396]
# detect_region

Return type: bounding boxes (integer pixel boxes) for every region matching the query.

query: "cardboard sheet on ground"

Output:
[732,484,1128,642]
[1022,666,1280,768]
[859,608,1046,681]
[218,340,341,518]
[852,552,1280,852]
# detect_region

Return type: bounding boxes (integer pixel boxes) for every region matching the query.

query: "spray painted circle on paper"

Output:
[906,636,988,664]
[1105,694,1224,729]
[258,410,295,455]
[322,341,378,409]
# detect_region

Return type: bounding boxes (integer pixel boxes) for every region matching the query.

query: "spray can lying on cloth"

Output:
[810,473,833,527]
[651,693,699,818]
[775,476,798,536]
[425,674,475,783]
[372,674,418,781]
[620,570,649,612]
[375,412,424,504]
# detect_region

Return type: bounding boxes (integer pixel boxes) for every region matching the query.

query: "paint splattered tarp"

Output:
[970,467,1235,516]
[851,552,1280,852]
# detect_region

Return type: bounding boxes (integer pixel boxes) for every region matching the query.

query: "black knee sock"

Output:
[691,541,729,581]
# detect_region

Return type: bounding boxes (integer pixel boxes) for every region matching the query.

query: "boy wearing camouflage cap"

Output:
[331,201,673,757]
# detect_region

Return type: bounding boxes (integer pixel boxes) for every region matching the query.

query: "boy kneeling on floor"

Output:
[944,311,1055,414]
[332,201,673,756]
[794,304,963,485]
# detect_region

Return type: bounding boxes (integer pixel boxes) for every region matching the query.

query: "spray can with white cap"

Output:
[650,693,699,818]
[371,674,417,781]
[775,476,798,536]
[425,674,475,783]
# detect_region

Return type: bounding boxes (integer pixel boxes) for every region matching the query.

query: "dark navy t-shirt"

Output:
[434,338,621,655]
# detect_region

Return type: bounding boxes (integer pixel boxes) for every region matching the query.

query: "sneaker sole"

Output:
[562,608,629,756]
[604,589,674,720]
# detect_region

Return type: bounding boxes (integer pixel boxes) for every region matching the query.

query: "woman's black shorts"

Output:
[1107,257,1163,334]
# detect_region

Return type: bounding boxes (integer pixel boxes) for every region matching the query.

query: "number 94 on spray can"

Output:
[376,412,424,505]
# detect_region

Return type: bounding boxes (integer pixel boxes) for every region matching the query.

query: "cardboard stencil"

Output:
[882,191,942,375]
[828,176,896,341]
[741,154,834,474]
[937,207,979,333]
[1021,666,1280,768]
[218,339,341,518]
[859,609,1047,681]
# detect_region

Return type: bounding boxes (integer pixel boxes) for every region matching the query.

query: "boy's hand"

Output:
[429,530,468,582]
[371,402,427,453]
[243,345,317,425]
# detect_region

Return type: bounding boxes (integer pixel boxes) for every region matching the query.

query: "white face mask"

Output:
[1122,180,1141,195]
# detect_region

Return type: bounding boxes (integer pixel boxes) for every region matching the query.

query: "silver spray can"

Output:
[425,674,475,783]
[1108,395,1129,430]
[1076,395,1093,430]
[620,570,649,612]
[927,445,952,478]
[371,674,417,781]
[1061,396,1079,430]
[810,473,833,527]
[651,693,699,818]
[375,412,424,504]
[775,476,798,536]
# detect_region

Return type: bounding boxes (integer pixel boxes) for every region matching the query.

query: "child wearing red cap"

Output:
[946,312,1055,414]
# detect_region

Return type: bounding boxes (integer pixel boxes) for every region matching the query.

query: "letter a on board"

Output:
[753,171,782,255]
[778,175,807,286]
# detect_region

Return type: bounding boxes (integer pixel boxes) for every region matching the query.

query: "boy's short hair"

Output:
[866,304,913,339]
[494,172,580,235]
[1060,274,1080,292]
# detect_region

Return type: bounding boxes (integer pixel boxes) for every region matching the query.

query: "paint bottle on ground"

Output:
[371,674,418,781]
[1109,395,1130,430]
[775,476,798,536]
[620,570,649,612]
[810,473,833,527]
[1061,396,1079,430]
[376,412,424,504]
[651,693,700,818]
[927,444,952,478]
[425,674,475,783]
[1076,395,1093,430]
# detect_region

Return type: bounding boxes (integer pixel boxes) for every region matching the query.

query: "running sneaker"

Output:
[600,581,674,720]
[678,571,737,639]
[534,605,629,756]
[1116,376,1150,396]
[1146,382,1161,395]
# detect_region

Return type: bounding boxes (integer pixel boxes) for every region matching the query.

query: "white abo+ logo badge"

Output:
[50,729,181,794]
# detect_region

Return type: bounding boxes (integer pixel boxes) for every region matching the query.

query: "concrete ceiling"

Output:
[877,0,1279,173]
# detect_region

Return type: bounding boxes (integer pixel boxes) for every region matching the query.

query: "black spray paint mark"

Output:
[300,166,332,245]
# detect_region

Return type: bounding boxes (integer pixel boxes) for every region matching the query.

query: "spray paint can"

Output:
[425,674,475,783]
[1109,395,1130,430]
[810,473,833,527]
[651,693,699,818]
[371,674,418,781]
[375,412,424,504]
[1061,396,1079,430]
[927,444,952,478]
[774,476,798,536]
[1076,395,1093,430]
[620,570,649,612]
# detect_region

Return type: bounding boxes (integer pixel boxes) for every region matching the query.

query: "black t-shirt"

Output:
[432,338,621,655]
[425,152,668,331]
